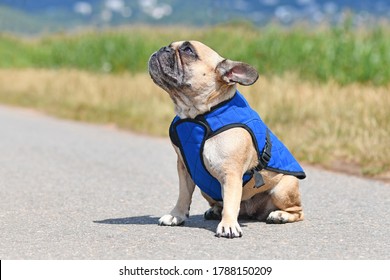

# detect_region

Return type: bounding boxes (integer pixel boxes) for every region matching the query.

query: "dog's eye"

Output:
[182,46,193,54]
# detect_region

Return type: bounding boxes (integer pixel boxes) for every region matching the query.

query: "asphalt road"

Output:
[0,104,389,260]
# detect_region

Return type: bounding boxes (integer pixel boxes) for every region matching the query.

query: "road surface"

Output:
[0,105,389,259]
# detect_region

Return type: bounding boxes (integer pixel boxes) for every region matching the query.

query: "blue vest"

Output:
[169,91,306,201]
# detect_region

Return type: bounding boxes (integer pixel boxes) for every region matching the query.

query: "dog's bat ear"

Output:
[216,59,259,86]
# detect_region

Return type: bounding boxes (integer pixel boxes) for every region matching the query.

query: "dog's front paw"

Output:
[158,214,186,226]
[215,220,243,238]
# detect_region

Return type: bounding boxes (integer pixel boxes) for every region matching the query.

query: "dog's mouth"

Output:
[148,52,160,75]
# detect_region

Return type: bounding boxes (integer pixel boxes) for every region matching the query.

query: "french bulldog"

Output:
[148,41,305,238]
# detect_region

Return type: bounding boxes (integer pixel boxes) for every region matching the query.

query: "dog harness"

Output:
[169,91,306,201]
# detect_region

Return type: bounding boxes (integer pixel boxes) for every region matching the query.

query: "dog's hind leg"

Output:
[266,175,304,224]
[202,192,223,220]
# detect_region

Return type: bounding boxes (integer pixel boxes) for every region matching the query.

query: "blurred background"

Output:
[1,0,390,34]
[0,0,389,179]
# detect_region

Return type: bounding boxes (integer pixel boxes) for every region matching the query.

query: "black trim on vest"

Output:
[169,120,180,147]
[169,91,238,147]
[169,118,211,186]
[206,123,262,158]
[208,92,237,113]
[203,124,272,176]
[202,123,264,187]
[171,119,274,186]
[265,167,306,179]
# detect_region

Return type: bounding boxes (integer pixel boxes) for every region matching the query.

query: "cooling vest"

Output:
[169,91,306,201]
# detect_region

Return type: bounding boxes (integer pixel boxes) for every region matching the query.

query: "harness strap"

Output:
[245,129,272,189]
[255,128,272,171]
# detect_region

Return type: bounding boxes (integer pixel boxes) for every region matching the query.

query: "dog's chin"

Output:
[149,69,188,96]
[149,72,179,97]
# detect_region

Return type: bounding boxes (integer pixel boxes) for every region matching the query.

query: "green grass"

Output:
[1,24,390,85]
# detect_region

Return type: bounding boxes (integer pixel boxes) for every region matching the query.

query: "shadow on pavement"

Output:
[94,214,255,234]
[93,215,218,233]
[94,215,160,225]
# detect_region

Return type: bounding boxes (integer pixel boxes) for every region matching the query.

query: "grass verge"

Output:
[1,24,390,85]
[0,68,389,178]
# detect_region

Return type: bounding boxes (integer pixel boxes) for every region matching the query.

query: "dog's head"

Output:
[148,41,259,118]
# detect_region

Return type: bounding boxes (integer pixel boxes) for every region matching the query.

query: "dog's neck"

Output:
[173,86,236,119]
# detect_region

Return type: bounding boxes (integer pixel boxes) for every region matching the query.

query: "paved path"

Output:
[0,105,389,259]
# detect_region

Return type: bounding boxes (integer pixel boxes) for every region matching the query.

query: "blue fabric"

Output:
[170,91,305,201]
